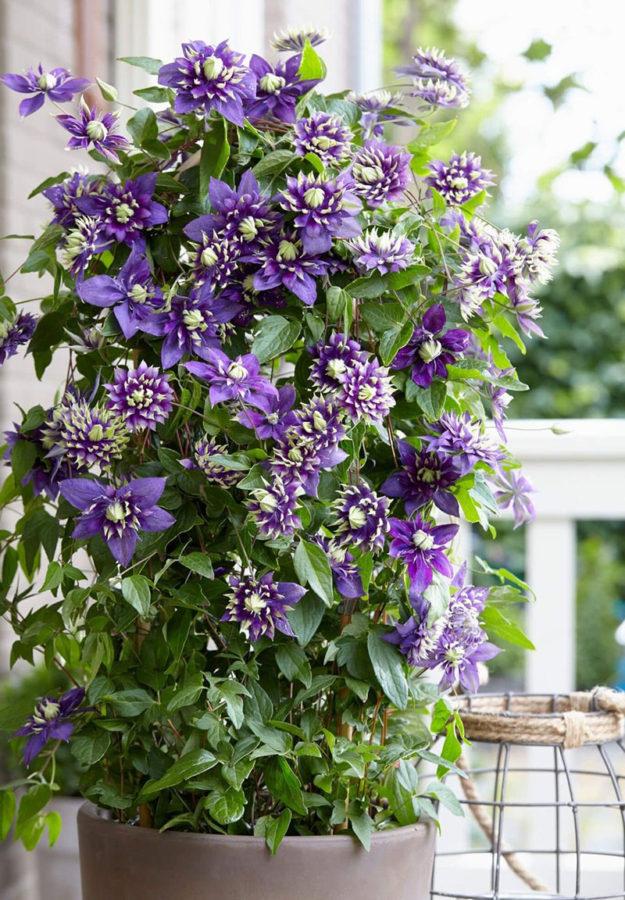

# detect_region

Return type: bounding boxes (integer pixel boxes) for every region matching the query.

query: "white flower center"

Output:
[183,309,206,332]
[303,187,325,209]
[259,73,286,94]
[228,362,247,381]
[419,338,443,363]
[348,507,366,529]
[203,56,225,81]
[354,163,383,184]
[129,283,148,303]
[38,72,57,90]
[327,359,346,379]
[479,255,498,276]
[86,120,108,142]
[239,216,259,241]
[201,246,219,267]
[278,240,298,262]
[106,500,128,523]
[412,529,434,550]
[244,591,267,613]
[115,203,134,224]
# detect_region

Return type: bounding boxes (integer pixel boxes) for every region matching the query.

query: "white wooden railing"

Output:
[478,419,625,693]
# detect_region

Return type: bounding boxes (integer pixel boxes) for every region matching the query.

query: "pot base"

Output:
[77,802,435,900]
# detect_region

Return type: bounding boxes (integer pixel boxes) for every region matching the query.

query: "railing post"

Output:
[525,518,576,693]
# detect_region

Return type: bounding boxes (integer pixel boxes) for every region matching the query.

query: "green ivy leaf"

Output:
[481,605,535,650]
[205,787,246,824]
[276,643,312,688]
[287,593,326,646]
[178,552,214,579]
[71,730,111,766]
[141,749,218,797]
[264,758,306,815]
[349,803,375,851]
[256,808,292,854]
[297,39,326,81]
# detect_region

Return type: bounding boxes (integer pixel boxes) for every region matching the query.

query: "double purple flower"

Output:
[253,233,332,306]
[186,348,277,409]
[56,102,129,163]
[223,571,306,642]
[382,442,461,517]
[388,514,458,595]
[392,304,469,388]
[279,172,361,254]
[59,476,175,566]
[159,284,241,368]
[0,311,37,365]
[237,384,297,440]
[158,40,256,126]
[77,172,167,247]
[246,54,318,123]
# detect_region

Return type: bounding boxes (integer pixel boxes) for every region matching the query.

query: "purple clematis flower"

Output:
[246,54,318,123]
[52,397,129,475]
[43,172,101,229]
[159,283,241,368]
[427,627,499,693]
[293,112,352,167]
[184,171,277,251]
[222,570,306,642]
[388,514,458,594]
[1,65,89,117]
[271,432,347,497]
[338,358,395,423]
[493,468,536,528]
[14,687,85,766]
[331,483,390,552]
[350,228,415,274]
[310,332,366,391]
[158,40,256,126]
[279,172,361,254]
[185,348,277,409]
[0,312,37,365]
[236,384,297,440]
[76,246,165,339]
[247,476,303,540]
[348,90,406,139]
[77,172,168,246]
[253,232,332,306]
[427,152,494,206]
[381,442,461,516]
[385,614,444,667]
[423,412,504,475]
[351,141,411,207]
[105,362,174,431]
[313,535,363,599]
[397,48,470,109]
[391,304,470,387]
[56,101,129,163]
[59,476,175,566]
[291,395,346,451]
[60,216,110,276]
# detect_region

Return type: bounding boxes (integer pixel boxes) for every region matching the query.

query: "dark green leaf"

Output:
[294,539,334,606]
[264,758,306,815]
[256,808,292,854]
[71,730,111,766]
[205,787,246,824]
[200,117,230,199]
[287,593,326,646]
[252,149,295,179]
[178,552,214,579]
[118,55,163,75]
[121,575,151,618]
[276,643,312,687]
[481,605,535,650]
[251,315,301,363]
[142,749,217,797]
[367,630,408,709]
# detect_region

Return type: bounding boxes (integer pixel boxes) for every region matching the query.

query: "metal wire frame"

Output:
[430,692,625,900]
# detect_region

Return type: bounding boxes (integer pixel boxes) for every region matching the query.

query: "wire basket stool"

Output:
[430,688,625,900]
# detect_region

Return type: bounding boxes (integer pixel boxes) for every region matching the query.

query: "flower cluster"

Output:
[1,33,556,846]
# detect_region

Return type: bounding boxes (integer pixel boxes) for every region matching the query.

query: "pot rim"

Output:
[78,801,432,847]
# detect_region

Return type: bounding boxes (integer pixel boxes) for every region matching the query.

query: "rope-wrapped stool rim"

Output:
[452,687,625,747]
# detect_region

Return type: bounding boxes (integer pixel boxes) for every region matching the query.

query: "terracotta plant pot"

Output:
[77,802,435,900]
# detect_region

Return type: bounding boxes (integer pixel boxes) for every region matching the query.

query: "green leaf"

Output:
[426,781,463,816]
[287,593,326,646]
[409,118,457,148]
[118,55,163,75]
[200,117,230,199]
[127,108,159,147]
[11,439,37,484]
[71,730,111,766]
[256,808,292,855]
[219,681,247,729]
[16,784,50,829]
[205,787,246,824]
[0,790,16,840]
[367,630,408,709]
[294,539,334,606]
[251,315,301,363]
[297,39,326,81]
[121,575,151,618]
[142,749,218,797]
[346,264,428,299]
[252,149,295,179]
[45,811,62,847]
[178,552,214,579]
[276,643,312,687]
[106,688,154,717]
[326,285,349,322]
[481,605,535,650]
[133,86,171,103]
[379,320,414,365]
[350,805,375,851]
[264,758,306,815]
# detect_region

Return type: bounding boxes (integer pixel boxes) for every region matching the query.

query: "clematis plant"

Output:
[0,32,555,853]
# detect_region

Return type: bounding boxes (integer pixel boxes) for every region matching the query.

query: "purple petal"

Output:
[141,507,175,533]
[1,73,33,92]
[59,478,104,510]
[23,732,47,766]
[77,275,125,308]
[19,93,45,117]
[422,304,445,334]
[129,477,168,507]
[48,721,74,742]
[107,532,137,567]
